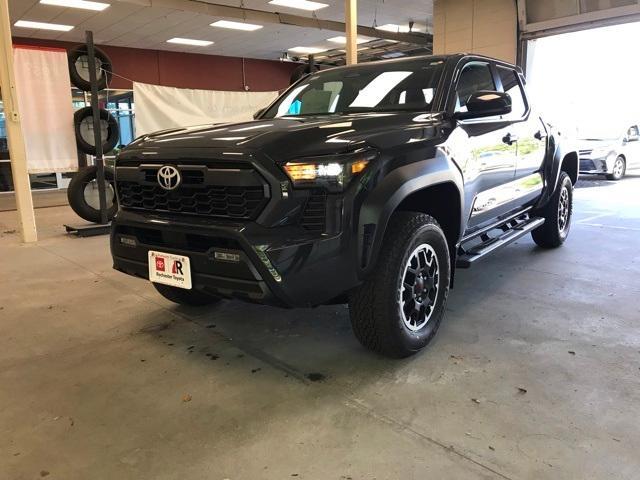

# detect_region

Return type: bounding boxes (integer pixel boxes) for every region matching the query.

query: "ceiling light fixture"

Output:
[268,0,328,11]
[210,20,263,31]
[14,20,74,31]
[39,0,110,11]
[167,38,213,46]
[327,36,369,44]
[288,46,326,54]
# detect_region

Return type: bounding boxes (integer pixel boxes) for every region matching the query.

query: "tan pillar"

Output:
[345,0,357,65]
[0,0,37,242]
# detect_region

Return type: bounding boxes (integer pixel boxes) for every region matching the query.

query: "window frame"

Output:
[493,63,530,121]
[449,60,498,116]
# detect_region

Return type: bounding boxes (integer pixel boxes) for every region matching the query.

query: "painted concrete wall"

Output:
[433,0,518,64]
[12,37,299,92]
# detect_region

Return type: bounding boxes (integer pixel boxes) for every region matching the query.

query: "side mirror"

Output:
[253,108,266,120]
[456,91,512,120]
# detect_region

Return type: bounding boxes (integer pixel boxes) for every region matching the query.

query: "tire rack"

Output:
[65,31,111,237]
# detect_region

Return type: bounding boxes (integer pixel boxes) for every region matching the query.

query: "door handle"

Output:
[534,130,548,141]
[502,133,518,145]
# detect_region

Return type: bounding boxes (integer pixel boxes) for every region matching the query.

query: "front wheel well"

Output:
[395,182,461,252]
[561,151,578,185]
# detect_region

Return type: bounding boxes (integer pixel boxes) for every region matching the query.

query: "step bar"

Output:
[456,215,545,268]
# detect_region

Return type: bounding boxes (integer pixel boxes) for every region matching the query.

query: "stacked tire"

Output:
[67,45,119,223]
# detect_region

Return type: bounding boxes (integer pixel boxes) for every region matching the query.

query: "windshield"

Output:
[262,58,445,118]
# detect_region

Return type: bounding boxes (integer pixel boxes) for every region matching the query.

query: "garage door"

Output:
[518,0,640,39]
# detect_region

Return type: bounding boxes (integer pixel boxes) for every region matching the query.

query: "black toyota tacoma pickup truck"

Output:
[111,54,578,358]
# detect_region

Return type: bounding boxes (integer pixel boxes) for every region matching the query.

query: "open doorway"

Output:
[525,22,640,179]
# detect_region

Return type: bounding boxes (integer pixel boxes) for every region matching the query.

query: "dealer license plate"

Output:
[148,250,192,290]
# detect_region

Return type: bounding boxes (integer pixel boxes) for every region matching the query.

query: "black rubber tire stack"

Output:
[66,165,117,224]
[73,107,119,156]
[67,44,119,222]
[68,45,113,91]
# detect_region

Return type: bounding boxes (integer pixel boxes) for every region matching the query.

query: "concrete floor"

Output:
[1,175,639,480]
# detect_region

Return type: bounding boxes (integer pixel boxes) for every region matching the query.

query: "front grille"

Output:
[115,161,270,220]
[117,182,267,219]
[301,189,327,232]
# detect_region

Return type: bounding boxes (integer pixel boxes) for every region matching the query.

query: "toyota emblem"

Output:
[157,165,181,191]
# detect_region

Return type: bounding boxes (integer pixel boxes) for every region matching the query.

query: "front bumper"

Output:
[111,209,360,308]
[579,156,610,174]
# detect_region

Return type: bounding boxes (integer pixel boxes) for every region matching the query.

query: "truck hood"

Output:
[129,112,445,161]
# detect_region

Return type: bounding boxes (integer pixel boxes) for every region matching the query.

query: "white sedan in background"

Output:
[578,125,640,180]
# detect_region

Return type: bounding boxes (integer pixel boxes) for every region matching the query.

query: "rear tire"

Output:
[349,212,451,358]
[531,171,573,248]
[153,283,221,307]
[605,156,625,181]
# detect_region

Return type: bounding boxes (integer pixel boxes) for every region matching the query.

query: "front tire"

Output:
[531,171,573,248]
[605,156,625,181]
[349,212,451,358]
[153,283,221,307]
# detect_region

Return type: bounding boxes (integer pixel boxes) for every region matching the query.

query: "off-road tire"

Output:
[532,171,573,248]
[349,212,451,358]
[153,283,221,307]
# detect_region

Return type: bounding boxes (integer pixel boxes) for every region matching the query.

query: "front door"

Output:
[448,61,518,229]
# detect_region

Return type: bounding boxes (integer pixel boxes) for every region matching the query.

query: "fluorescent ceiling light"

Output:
[210,20,263,31]
[40,0,110,11]
[14,20,74,31]
[327,36,369,44]
[167,38,213,46]
[288,46,326,54]
[375,23,412,33]
[268,0,328,11]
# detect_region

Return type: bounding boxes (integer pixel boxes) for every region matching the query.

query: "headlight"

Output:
[283,151,374,191]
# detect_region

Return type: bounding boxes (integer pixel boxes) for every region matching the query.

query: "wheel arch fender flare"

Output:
[357,154,465,276]
[538,131,578,208]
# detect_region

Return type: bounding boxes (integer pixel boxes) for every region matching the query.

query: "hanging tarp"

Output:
[133,82,278,136]
[13,46,77,173]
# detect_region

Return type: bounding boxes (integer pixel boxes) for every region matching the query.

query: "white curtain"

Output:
[13,46,77,173]
[133,82,278,136]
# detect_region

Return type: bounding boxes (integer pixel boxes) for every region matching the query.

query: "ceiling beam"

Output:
[122,0,432,45]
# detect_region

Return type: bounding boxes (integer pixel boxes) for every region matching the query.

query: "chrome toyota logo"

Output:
[157,165,181,191]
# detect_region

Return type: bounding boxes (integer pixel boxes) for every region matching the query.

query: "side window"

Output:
[496,66,527,119]
[454,62,495,113]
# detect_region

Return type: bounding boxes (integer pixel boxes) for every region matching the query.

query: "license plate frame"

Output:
[148,250,192,290]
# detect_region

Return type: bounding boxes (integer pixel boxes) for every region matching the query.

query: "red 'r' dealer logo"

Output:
[155,257,165,272]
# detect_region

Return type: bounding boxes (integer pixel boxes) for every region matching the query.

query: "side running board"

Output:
[456,215,545,268]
